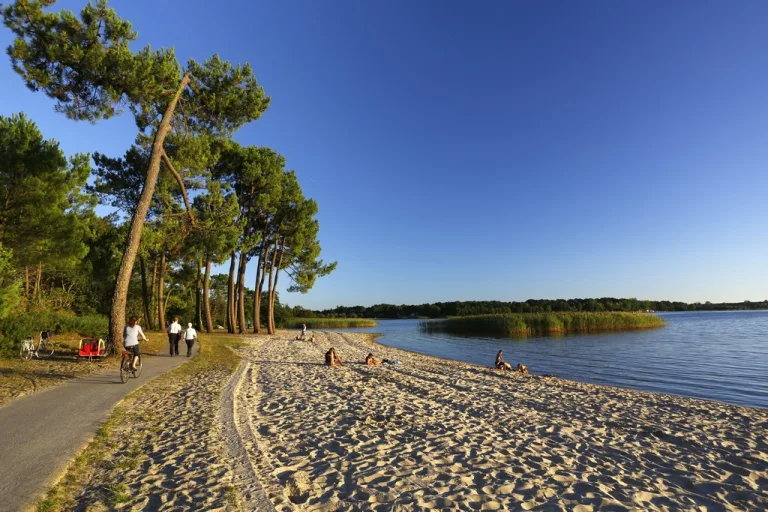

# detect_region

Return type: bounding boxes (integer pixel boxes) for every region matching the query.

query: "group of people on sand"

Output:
[495,350,528,374]
[166,317,198,357]
[324,347,399,368]
[295,323,315,341]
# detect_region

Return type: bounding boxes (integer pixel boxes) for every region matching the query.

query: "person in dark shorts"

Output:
[124,316,147,372]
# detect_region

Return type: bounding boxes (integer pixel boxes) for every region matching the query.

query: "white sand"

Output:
[229,331,768,511]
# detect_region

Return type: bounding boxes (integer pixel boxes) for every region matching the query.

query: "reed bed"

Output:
[421,312,665,336]
[285,317,377,329]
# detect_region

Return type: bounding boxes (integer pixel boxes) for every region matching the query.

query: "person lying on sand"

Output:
[495,350,512,371]
[517,363,528,374]
[365,353,382,366]
[325,347,345,367]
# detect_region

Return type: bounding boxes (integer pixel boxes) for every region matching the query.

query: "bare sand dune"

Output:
[231,331,768,511]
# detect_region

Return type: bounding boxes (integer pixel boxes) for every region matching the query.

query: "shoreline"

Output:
[234,331,768,510]
[362,332,768,413]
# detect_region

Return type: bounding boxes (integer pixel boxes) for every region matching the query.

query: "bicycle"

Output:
[120,348,143,383]
[19,331,55,360]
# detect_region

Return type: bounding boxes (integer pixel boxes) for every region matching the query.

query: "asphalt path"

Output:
[0,346,198,512]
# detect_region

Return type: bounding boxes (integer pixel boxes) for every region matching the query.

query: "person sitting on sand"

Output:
[365,353,382,366]
[325,347,345,368]
[517,363,528,374]
[495,350,512,371]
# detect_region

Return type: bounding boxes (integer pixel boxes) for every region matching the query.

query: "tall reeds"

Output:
[285,318,377,329]
[420,312,665,337]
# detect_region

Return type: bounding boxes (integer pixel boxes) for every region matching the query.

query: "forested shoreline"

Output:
[299,298,768,320]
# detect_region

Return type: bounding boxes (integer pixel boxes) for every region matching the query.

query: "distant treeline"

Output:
[296,298,768,319]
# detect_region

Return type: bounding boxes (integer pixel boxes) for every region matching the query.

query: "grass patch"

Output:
[285,317,377,329]
[0,330,170,407]
[421,312,666,337]
[36,333,244,511]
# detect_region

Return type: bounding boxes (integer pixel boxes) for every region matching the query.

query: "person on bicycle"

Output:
[124,316,147,372]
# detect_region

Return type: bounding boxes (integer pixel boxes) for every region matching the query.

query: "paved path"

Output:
[0,347,198,512]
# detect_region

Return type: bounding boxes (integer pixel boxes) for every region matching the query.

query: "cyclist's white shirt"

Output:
[168,321,182,334]
[124,325,146,347]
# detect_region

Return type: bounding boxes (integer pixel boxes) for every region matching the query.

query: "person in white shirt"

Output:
[124,316,147,372]
[183,322,197,357]
[167,317,182,356]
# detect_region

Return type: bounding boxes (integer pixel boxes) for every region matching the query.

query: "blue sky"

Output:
[2,0,768,309]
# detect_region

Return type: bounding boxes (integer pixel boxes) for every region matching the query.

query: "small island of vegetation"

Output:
[421,312,666,337]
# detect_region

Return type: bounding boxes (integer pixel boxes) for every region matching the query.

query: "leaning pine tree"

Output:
[2,0,269,348]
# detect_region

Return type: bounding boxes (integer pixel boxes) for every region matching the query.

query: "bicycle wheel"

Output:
[20,342,33,360]
[134,356,143,378]
[120,356,131,383]
[41,340,55,358]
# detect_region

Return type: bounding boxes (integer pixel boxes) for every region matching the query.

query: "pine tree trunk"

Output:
[32,262,42,302]
[269,241,285,333]
[256,243,271,334]
[107,73,191,349]
[237,252,247,334]
[196,257,203,330]
[203,256,213,333]
[24,266,29,299]
[226,252,236,334]
[157,250,166,330]
[150,256,158,328]
[253,243,265,333]
[266,239,279,335]
[139,256,153,329]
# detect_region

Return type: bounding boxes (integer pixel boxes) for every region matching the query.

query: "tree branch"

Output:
[160,150,195,226]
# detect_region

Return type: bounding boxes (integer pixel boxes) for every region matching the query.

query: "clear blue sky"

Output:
[2,0,768,309]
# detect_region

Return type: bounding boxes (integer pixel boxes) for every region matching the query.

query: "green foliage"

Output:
[0,311,107,354]
[0,112,92,267]
[181,55,270,136]
[421,312,666,337]
[0,112,93,316]
[193,181,241,264]
[285,318,377,329]
[0,248,22,319]
[2,0,180,123]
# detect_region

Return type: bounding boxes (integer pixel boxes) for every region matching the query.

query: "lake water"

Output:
[337,311,768,409]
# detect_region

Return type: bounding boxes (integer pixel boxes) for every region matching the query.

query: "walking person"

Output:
[167,317,182,356]
[183,322,197,357]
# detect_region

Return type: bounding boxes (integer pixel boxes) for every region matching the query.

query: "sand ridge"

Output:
[233,331,768,511]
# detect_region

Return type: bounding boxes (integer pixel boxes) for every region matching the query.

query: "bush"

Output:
[0,311,108,355]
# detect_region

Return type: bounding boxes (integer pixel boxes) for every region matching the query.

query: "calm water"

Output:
[337,311,768,409]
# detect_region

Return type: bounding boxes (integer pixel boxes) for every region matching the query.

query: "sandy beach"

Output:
[229,331,768,511]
